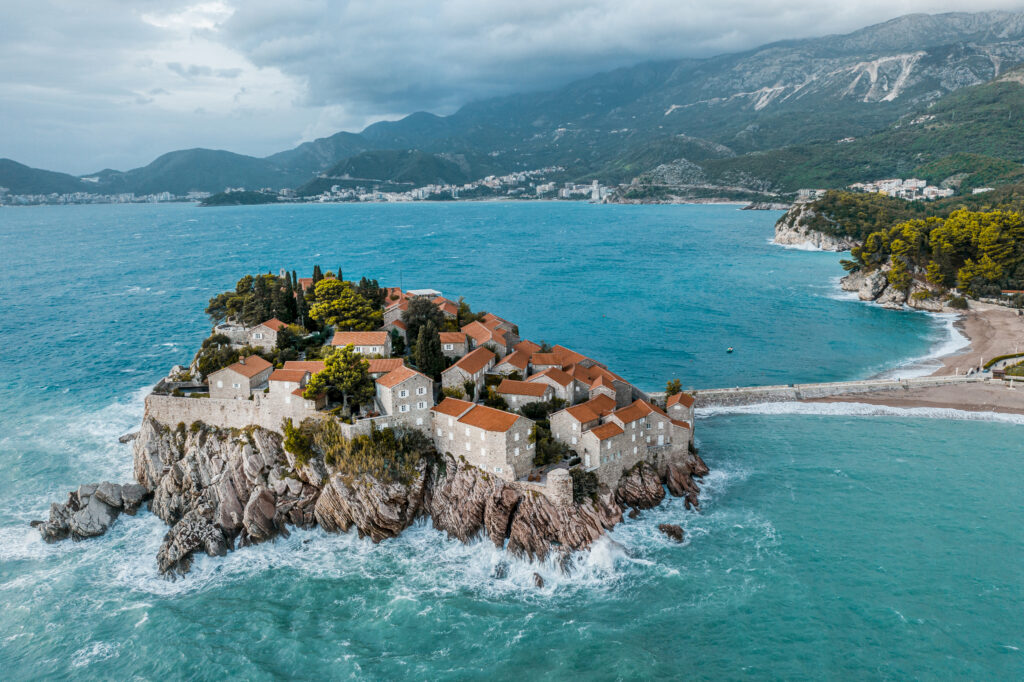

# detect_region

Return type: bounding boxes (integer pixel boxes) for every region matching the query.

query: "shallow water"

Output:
[0,202,1019,679]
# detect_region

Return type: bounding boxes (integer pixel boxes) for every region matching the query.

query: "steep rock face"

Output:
[314,465,429,542]
[773,204,860,251]
[615,461,667,510]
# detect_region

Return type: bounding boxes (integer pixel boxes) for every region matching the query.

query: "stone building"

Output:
[549,394,616,449]
[666,392,695,424]
[267,368,327,410]
[439,332,469,359]
[496,379,553,410]
[207,355,273,399]
[430,398,535,481]
[247,318,288,351]
[526,367,574,402]
[331,331,392,357]
[492,349,530,377]
[374,366,434,429]
[441,346,495,397]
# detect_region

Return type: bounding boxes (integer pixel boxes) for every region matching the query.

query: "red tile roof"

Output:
[376,365,428,388]
[527,367,572,387]
[667,392,695,408]
[670,419,691,430]
[590,422,624,441]
[366,358,404,374]
[387,319,407,330]
[433,297,458,316]
[431,397,475,418]
[283,360,325,374]
[447,346,495,375]
[531,352,562,366]
[552,345,588,365]
[331,331,389,346]
[496,349,529,370]
[565,404,600,423]
[257,318,288,332]
[497,379,550,397]
[515,339,542,354]
[222,355,272,378]
[269,369,308,383]
[439,332,467,345]
[458,404,521,432]
[461,320,493,346]
[587,394,617,416]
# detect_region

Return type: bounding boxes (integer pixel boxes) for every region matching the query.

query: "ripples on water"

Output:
[0,203,1020,678]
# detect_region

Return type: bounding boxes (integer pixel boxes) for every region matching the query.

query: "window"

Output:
[480,432,485,442]
[585,454,590,467]
[216,380,223,388]
[285,396,291,404]
[448,417,454,426]
[399,389,409,398]
[605,441,610,449]
[400,405,410,413]
[514,447,520,456]
[232,383,241,389]
[436,428,443,436]
[631,434,636,442]
[571,437,577,445]
[448,431,454,440]
[253,332,263,339]
[444,344,454,350]
[417,401,427,409]
[514,432,519,442]
[464,442,470,451]
[416,417,423,426]
[480,448,486,457]
[633,446,638,454]
[658,422,664,430]
[416,386,427,396]
[494,466,502,473]
[572,423,578,431]
[465,427,470,436]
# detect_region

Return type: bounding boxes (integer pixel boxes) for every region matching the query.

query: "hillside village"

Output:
[149,268,697,506]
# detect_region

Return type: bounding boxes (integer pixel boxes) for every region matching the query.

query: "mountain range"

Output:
[4,10,1024,198]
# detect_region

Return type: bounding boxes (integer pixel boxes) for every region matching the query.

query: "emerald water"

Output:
[0,202,1020,679]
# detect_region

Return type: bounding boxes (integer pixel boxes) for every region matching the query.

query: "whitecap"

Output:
[698,400,1024,424]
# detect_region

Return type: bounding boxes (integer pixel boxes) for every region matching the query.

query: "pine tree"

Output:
[414,321,446,379]
[295,287,309,329]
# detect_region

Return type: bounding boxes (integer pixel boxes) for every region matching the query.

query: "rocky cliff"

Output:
[34,417,709,577]
[773,203,860,252]
[839,267,956,312]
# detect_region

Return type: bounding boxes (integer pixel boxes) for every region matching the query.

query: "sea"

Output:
[0,202,1020,680]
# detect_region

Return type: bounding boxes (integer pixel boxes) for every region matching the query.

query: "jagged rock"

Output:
[876,284,908,309]
[31,502,74,542]
[118,431,139,444]
[157,511,227,576]
[69,494,120,538]
[533,572,544,588]
[314,466,428,542]
[242,487,277,542]
[94,481,122,508]
[773,204,860,251]
[628,508,641,519]
[840,270,865,292]
[858,271,889,301]
[121,484,148,515]
[484,487,522,548]
[493,563,508,579]
[907,283,946,312]
[615,462,665,510]
[658,524,685,543]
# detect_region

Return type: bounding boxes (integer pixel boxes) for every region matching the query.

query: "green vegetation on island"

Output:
[200,190,280,206]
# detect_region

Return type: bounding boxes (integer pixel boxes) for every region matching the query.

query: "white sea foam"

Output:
[872,312,970,379]
[767,237,828,252]
[699,400,1024,424]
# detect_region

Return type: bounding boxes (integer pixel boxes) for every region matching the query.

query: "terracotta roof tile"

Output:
[531,352,562,366]
[586,394,617,416]
[258,318,288,332]
[667,392,695,408]
[366,358,404,375]
[283,360,325,373]
[431,397,475,418]
[458,404,521,433]
[671,419,691,430]
[565,404,600,423]
[222,355,272,378]
[527,367,572,387]
[439,332,467,344]
[447,346,495,375]
[515,340,542,354]
[497,379,550,397]
[433,297,458,315]
[376,365,428,388]
[269,369,308,383]
[590,422,624,441]
[461,320,492,346]
[496,349,529,370]
[331,331,389,346]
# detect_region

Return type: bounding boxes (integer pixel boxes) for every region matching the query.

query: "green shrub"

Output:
[312,419,435,484]
[984,352,1024,369]
[569,466,598,503]
[441,386,465,399]
[947,295,969,309]
[282,418,315,466]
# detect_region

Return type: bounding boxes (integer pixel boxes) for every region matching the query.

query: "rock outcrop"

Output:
[773,203,860,251]
[658,524,685,542]
[31,481,150,542]
[840,267,960,312]
[34,417,710,577]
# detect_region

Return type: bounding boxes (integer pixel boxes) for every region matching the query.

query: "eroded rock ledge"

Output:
[34,417,708,577]
[773,203,860,252]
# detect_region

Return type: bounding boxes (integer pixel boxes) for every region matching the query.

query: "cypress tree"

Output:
[414,321,445,379]
[295,287,309,329]
[313,265,323,285]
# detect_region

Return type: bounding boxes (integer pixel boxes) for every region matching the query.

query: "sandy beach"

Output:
[812,302,1024,415]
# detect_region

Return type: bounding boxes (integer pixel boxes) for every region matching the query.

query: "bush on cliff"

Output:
[282,418,316,466]
[312,420,434,484]
[529,424,570,467]
[569,467,598,503]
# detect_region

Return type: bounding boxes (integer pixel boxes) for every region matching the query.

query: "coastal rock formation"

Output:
[773,203,860,251]
[35,418,709,576]
[658,524,685,543]
[841,269,957,312]
[31,481,150,542]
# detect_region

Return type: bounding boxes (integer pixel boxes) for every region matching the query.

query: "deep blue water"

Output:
[0,202,1020,679]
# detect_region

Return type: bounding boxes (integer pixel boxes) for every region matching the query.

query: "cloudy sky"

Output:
[0,0,1018,173]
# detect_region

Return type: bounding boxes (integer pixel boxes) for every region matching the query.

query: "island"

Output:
[32,269,707,578]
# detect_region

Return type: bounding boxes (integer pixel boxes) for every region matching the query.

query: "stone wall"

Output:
[692,375,984,408]
[145,393,323,433]
[510,468,573,507]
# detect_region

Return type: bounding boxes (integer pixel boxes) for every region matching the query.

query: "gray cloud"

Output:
[1,0,1022,173]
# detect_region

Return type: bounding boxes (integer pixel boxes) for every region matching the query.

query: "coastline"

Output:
[810,302,1024,415]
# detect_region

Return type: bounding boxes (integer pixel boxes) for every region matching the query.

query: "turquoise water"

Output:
[0,203,1020,679]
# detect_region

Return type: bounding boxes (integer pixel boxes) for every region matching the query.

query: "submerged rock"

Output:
[658,524,685,543]
[31,479,151,542]
[533,572,545,588]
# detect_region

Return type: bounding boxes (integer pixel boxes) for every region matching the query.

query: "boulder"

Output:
[614,462,665,510]
[533,572,545,588]
[658,524,685,543]
[876,285,908,309]
[858,271,888,301]
[120,483,149,515]
[69,494,120,538]
[94,481,123,508]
